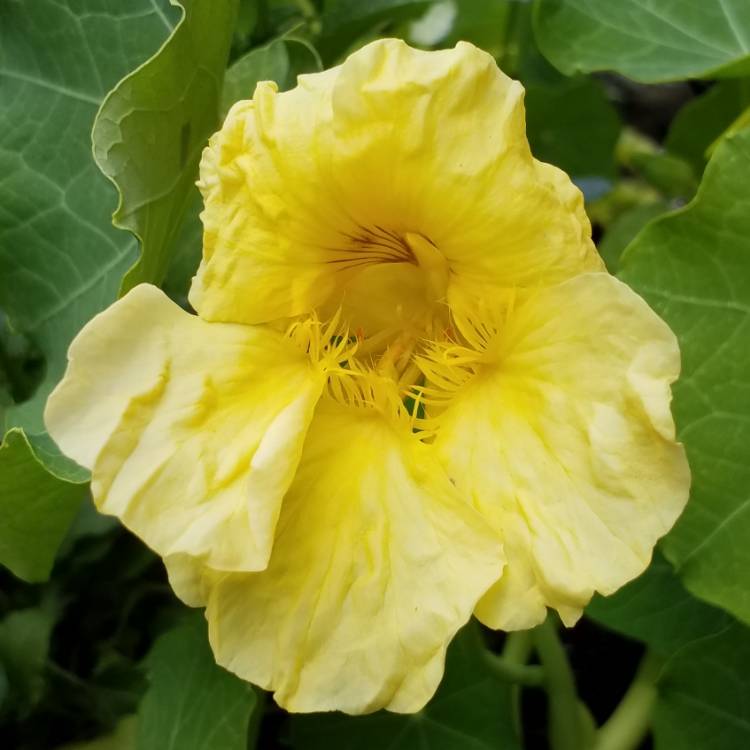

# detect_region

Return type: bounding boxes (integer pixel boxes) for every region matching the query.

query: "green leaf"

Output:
[525,76,621,181]
[222,34,323,114]
[654,624,750,750]
[234,0,260,52]
[0,313,43,408]
[93,0,238,296]
[58,717,137,750]
[450,0,517,54]
[409,0,517,57]
[533,0,750,83]
[161,189,203,306]
[514,2,567,85]
[136,617,258,750]
[598,201,670,272]
[586,553,732,656]
[666,79,750,175]
[0,429,86,582]
[618,128,750,625]
[290,621,521,750]
[0,600,57,715]
[706,103,750,158]
[0,0,177,475]
[318,0,432,63]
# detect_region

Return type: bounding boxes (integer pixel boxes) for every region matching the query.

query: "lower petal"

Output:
[432,273,690,629]
[45,285,323,572]
[205,397,504,714]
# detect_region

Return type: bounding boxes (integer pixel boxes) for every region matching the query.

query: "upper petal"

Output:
[191,70,341,324]
[428,273,690,629]
[45,285,324,572]
[190,38,599,329]
[204,396,504,714]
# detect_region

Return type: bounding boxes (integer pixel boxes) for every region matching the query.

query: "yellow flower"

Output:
[45,39,689,714]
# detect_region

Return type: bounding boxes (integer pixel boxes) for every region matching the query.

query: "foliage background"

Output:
[1,1,749,748]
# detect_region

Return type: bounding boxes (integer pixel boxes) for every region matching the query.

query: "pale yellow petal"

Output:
[164,553,209,608]
[45,285,323,572]
[190,38,599,331]
[429,273,690,630]
[205,397,504,714]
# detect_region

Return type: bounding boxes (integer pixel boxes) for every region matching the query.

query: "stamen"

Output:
[286,310,358,372]
[287,310,421,433]
[411,289,518,413]
[377,333,417,381]
[327,364,417,431]
[404,232,449,302]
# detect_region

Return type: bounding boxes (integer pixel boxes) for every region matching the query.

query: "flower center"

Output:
[301,225,457,420]
[326,224,449,300]
[321,225,450,352]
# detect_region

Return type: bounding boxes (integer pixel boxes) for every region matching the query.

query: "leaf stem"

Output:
[593,651,662,750]
[533,615,585,750]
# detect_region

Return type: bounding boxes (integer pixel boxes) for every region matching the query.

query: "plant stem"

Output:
[498,0,523,74]
[533,616,585,750]
[502,629,533,664]
[593,652,663,750]
[293,0,316,20]
[500,629,536,743]
[486,652,545,686]
[247,687,266,748]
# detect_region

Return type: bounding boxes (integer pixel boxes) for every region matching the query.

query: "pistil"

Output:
[405,232,450,303]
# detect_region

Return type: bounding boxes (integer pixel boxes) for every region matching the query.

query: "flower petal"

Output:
[190,38,599,328]
[164,553,210,607]
[45,285,323,572]
[204,397,504,713]
[191,70,341,324]
[431,273,690,629]
[332,43,601,291]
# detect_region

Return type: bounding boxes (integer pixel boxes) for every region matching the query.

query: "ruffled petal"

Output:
[204,397,504,714]
[429,273,690,629]
[190,38,599,329]
[45,285,323,572]
[191,70,341,324]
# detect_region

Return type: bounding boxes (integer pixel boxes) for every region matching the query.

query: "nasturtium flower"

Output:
[45,39,690,714]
